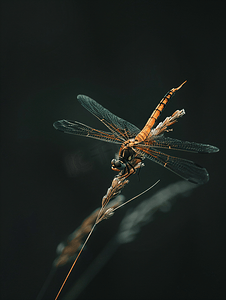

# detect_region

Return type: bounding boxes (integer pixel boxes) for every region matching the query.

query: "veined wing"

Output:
[77,95,140,141]
[143,136,219,153]
[53,120,122,144]
[135,146,210,184]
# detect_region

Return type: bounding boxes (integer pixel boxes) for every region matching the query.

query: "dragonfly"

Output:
[53,81,219,184]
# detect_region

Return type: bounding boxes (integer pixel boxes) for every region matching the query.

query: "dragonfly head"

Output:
[111,147,135,171]
[111,158,126,171]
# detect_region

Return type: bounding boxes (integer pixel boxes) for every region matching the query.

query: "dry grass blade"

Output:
[54,224,97,300]
[113,179,160,212]
[54,157,157,300]
[62,181,196,300]
[151,109,185,136]
[54,209,99,267]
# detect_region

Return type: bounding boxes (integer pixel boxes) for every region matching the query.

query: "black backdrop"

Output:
[1,1,225,300]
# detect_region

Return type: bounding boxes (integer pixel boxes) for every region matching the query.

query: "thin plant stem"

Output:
[54,224,96,300]
[113,179,160,212]
[54,200,108,299]
[54,179,160,300]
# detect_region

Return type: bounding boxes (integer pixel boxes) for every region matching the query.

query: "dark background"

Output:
[1,1,225,300]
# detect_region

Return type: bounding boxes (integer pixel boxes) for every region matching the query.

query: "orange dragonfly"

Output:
[54,81,219,184]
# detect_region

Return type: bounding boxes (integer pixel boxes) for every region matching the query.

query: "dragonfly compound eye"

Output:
[111,159,125,169]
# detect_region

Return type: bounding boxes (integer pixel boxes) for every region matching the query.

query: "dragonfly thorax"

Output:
[120,146,135,162]
[123,138,136,147]
[119,139,136,161]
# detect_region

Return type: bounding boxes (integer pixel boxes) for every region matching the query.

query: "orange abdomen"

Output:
[135,81,187,143]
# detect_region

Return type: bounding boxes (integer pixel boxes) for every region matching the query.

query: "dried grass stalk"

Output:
[54,156,158,300]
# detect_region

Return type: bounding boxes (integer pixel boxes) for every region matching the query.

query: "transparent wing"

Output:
[135,146,210,184]
[143,135,219,153]
[77,95,140,141]
[53,120,122,144]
